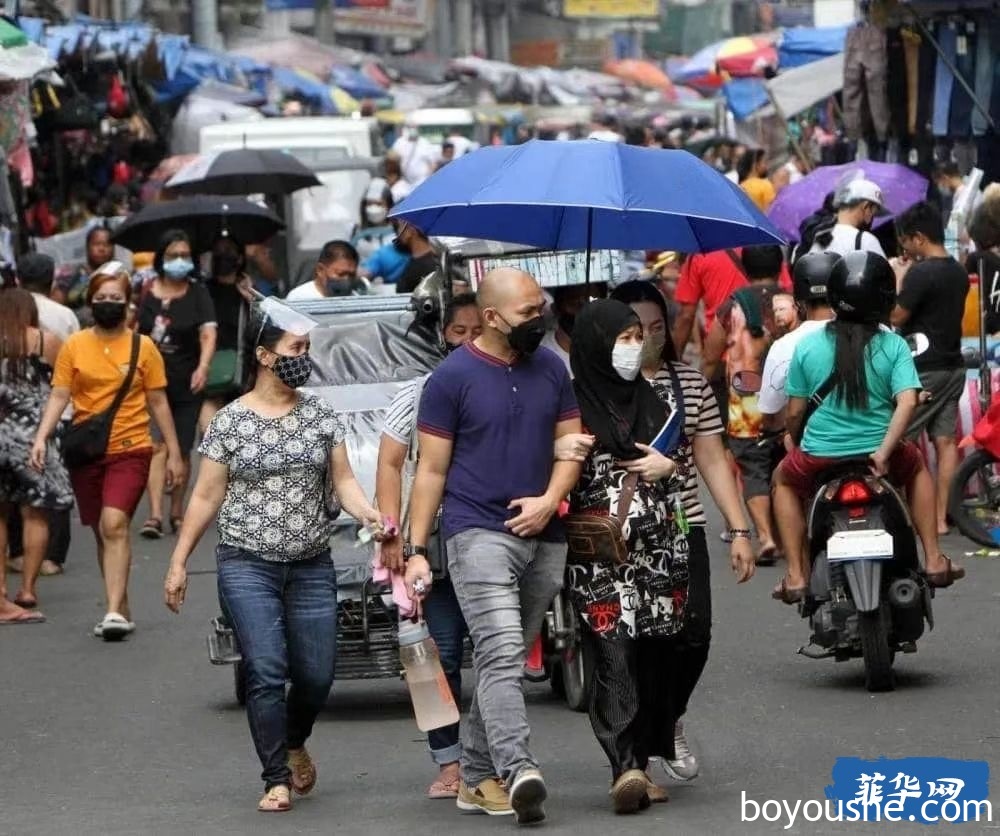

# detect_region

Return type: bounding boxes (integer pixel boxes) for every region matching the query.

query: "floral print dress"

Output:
[567,445,689,640]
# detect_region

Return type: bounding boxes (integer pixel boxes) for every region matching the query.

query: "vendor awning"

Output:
[766,52,844,117]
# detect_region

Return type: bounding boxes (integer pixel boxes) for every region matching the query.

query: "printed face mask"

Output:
[270,352,313,389]
[612,343,643,381]
[91,301,127,329]
[640,332,666,367]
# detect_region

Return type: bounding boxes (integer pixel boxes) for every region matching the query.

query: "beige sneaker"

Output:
[457,778,513,816]
[610,769,649,815]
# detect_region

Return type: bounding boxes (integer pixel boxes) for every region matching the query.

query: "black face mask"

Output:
[270,352,313,389]
[91,301,127,329]
[393,237,410,254]
[213,253,241,277]
[557,313,576,337]
[499,314,546,356]
[325,276,356,296]
[444,340,463,354]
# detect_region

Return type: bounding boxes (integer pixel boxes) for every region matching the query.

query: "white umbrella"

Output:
[0,41,55,82]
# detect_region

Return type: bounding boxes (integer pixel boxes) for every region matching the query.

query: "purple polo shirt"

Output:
[417,341,580,542]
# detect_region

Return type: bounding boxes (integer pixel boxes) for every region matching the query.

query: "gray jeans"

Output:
[447,527,566,787]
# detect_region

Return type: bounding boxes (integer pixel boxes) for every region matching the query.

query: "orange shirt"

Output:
[52,329,167,455]
[741,177,777,212]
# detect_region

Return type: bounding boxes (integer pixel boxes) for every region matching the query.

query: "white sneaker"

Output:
[509,768,547,825]
[661,721,699,782]
[95,612,135,641]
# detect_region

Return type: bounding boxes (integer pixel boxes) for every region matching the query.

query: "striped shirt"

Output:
[381,375,427,446]
[649,362,724,527]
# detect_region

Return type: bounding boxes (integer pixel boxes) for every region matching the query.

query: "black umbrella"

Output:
[165,148,322,196]
[112,196,284,253]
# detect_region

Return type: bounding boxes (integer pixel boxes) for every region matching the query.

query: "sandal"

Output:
[926,556,966,589]
[258,785,292,813]
[170,516,184,535]
[771,577,807,605]
[39,560,63,576]
[0,607,46,625]
[427,773,461,799]
[140,519,163,539]
[288,748,317,796]
[756,545,779,567]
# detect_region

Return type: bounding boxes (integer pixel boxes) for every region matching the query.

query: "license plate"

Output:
[827,530,894,562]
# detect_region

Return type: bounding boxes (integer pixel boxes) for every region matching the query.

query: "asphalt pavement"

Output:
[2,501,998,836]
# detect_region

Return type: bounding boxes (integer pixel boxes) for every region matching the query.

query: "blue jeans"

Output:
[216,544,338,790]
[422,576,468,765]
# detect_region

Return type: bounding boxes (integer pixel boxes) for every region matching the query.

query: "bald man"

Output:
[405,268,583,824]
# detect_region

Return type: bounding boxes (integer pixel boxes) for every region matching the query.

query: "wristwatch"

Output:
[403,543,429,561]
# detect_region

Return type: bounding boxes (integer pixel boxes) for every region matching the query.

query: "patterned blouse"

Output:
[199,392,345,561]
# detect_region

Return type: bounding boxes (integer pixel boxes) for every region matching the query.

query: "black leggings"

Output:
[584,526,712,779]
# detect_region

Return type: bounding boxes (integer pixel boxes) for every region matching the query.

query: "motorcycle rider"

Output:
[771,251,965,604]
[758,252,839,434]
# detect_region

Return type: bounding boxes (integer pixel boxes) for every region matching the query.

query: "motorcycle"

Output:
[948,388,1000,548]
[797,460,934,692]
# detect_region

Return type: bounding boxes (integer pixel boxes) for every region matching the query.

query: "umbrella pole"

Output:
[585,206,593,294]
[980,253,993,414]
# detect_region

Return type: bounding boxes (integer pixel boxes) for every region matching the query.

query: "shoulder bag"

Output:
[564,472,639,565]
[62,333,140,469]
[204,301,246,398]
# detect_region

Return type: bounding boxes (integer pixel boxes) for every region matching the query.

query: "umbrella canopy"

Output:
[166,148,321,196]
[112,196,284,253]
[676,35,778,85]
[390,139,785,253]
[767,162,929,242]
[602,59,676,98]
[0,19,54,81]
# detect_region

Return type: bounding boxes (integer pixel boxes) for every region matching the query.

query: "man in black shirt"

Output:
[395,222,439,294]
[892,202,970,535]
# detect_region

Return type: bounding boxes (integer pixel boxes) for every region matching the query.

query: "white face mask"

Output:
[365,205,388,225]
[611,343,643,381]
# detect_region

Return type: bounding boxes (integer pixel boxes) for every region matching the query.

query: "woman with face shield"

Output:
[163,298,391,813]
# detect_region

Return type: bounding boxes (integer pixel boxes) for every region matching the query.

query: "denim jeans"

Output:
[216,544,338,790]
[423,575,468,765]
[447,528,566,787]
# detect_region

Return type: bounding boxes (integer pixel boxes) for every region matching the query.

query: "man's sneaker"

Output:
[509,768,547,825]
[457,778,513,816]
[661,721,699,782]
[610,769,649,814]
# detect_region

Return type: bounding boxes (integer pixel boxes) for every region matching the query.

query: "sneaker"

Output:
[509,768,547,825]
[457,778,513,816]
[94,612,135,641]
[610,769,648,814]
[661,721,699,782]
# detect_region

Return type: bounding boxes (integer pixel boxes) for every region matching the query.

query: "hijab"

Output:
[570,299,667,460]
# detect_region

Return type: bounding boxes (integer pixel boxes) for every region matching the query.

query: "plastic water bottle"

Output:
[398,620,459,732]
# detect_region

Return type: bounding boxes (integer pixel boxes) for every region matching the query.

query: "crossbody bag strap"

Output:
[613,472,639,523]
[666,362,686,425]
[107,333,140,419]
[795,372,836,444]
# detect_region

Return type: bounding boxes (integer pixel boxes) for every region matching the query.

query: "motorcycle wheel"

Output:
[948,448,1000,548]
[234,661,247,706]
[858,607,895,692]
[559,603,593,713]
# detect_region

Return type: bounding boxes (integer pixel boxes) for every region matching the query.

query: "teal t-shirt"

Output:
[787,326,921,457]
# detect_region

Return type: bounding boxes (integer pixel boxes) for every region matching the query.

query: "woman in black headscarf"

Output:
[567,299,689,815]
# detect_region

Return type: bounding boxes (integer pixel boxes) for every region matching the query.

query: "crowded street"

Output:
[4,503,996,835]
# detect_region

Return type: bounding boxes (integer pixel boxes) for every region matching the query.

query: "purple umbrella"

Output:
[768,161,929,242]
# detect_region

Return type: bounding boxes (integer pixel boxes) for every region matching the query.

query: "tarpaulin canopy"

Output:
[724,77,769,121]
[0,20,55,81]
[766,52,844,117]
[777,25,848,69]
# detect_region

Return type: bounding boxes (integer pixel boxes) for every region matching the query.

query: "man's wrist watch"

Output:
[403,544,428,561]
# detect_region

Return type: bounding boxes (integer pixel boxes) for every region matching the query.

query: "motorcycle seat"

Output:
[812,457,875,488]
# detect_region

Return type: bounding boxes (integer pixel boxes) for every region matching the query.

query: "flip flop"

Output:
[98,612,135,641]
[771,578,807,605]
[756,545,779,567]
[139,519,163,540]
[926,556,966,589]
[427,773,461,799]
[0,608,46,625]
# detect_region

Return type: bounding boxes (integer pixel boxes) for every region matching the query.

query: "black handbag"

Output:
[62,333,140,469]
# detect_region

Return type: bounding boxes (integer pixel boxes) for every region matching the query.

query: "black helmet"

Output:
[792,252,839,304]
[827,251,896,323]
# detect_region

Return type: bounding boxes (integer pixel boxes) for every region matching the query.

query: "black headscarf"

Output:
[570,299,667,460]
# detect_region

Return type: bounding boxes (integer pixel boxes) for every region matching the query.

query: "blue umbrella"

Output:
[390,139,785,257]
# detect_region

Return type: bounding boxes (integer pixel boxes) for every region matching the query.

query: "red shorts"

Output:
[69,448,153,527]
[777,441,925,499]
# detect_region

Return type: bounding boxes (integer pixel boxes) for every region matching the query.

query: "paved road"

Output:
[3,502,999,836]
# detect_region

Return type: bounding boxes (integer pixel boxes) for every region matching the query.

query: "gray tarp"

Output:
[765,52,844,118]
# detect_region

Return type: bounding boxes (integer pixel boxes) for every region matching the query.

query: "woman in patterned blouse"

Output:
[163,303,389,813]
